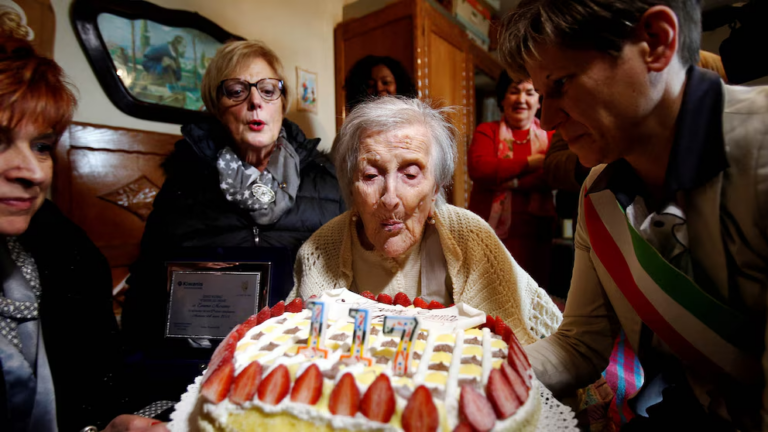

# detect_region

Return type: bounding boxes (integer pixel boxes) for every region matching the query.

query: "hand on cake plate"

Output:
[102,414,168,432]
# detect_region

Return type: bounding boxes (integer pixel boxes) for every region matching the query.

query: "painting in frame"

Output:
[296,67,318,113]
[71,0,243,124]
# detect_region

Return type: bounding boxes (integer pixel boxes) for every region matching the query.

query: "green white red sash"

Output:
[584,189,758,383]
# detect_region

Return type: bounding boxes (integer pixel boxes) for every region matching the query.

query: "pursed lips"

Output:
[248,119,265,131]
[380,219,404,233]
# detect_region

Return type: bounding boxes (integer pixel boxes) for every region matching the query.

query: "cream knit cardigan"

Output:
[289,205,562,345]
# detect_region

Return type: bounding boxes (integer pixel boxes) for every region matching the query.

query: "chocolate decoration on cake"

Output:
[492,349,507,358]
[328,333,349,341]
[295,337,308,345]
[260,342,280,351]
[412,351,422,360]
[417,332,428,341]
[464,337,482,345]
[375,356,390,364]
[428,362,450,372]
[432,344,453,353]
[371,326,380,335]
[251,331,265,341]
[381,339,399,348]
[283,327,301,335]
[322,362,341,380]
[461,355,482,365]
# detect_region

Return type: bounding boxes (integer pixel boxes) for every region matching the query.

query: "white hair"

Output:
[334,96,457,209]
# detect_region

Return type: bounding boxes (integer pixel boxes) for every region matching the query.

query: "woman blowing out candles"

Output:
[289,96,561,345]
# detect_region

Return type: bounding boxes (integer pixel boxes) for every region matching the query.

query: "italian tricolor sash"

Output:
[584,189,759,383]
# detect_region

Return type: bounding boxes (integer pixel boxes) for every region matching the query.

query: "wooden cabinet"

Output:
[335,0,503,208]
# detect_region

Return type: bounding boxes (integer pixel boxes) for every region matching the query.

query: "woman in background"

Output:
[0,37,161,432]
[468,71,556,288]
[344,55,417,113]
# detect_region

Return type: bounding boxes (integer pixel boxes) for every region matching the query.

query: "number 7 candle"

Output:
[297,300,329,359]
[383,316,420,376]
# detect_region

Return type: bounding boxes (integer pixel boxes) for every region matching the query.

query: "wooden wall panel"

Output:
[426,32,468,207]
[54,122,179,287]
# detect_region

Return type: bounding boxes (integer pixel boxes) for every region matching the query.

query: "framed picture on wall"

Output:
[296,67,318,113]
[71,0,243,124]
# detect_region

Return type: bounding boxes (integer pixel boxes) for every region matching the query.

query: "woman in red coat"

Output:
[468,71,555,288]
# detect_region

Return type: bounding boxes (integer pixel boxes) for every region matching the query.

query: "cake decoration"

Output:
[190,289,541,432]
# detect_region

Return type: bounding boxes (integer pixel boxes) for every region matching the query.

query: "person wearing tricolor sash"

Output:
[498,0,768,430]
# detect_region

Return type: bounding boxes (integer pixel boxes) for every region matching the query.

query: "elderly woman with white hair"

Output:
[290,97,562,343]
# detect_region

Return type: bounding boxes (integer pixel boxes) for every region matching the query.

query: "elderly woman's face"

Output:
[219,57,284,153]
[501,80,540,129]
[353,124,438,258]
[0,122,54,236]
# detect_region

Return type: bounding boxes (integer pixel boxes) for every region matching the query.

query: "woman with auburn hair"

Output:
[0,38,164,432]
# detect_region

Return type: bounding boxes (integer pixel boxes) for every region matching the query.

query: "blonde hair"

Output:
[201,40,289,117]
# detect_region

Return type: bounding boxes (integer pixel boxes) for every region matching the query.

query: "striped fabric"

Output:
[603,330,643,426]
[584,190,759,383]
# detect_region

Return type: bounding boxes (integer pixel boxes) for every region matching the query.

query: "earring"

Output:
[427,215,436,225]
[351,212,358,221]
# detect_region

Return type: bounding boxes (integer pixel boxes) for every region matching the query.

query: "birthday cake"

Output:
[192,289,541,432]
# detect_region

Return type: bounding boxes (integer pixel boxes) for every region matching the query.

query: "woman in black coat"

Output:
[121,40,344,402]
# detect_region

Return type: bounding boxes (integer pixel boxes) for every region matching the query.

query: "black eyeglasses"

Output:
[219,78,284,103]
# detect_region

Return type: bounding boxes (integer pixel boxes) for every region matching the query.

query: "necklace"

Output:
[510,128,532,145]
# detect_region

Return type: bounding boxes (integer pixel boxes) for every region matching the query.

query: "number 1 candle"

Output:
[340,308,373,366]
[383,316,420,376]
[297,300,329,359]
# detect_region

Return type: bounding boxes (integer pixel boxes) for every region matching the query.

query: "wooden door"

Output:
[419,4,470,208]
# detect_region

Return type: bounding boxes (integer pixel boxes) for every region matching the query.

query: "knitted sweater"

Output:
[290,205,563,345]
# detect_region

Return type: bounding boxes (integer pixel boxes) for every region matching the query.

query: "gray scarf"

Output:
[217,129,301,225]
[0,237,58,432]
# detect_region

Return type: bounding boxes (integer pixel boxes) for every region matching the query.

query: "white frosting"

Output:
[481,327,493,386]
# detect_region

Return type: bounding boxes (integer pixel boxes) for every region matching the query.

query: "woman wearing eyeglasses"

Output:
[121,40,344,402]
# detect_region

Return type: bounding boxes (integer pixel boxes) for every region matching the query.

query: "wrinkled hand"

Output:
[102,415,168,432]
[527,154,545,170]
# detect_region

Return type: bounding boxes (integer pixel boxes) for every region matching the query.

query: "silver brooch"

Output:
[251,183,276,204]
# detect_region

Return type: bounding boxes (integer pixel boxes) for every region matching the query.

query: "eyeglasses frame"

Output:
[218,78,285,103]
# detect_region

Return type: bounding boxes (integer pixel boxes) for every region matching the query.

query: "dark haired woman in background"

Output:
[343,55,417,113]
[467,71,556,289]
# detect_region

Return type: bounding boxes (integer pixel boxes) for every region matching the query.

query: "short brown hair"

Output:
[0,37,77,137]
[201,40,288,117]
[498,0,702,80]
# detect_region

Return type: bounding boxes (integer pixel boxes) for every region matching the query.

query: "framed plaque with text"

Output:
[164,247,292,339]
